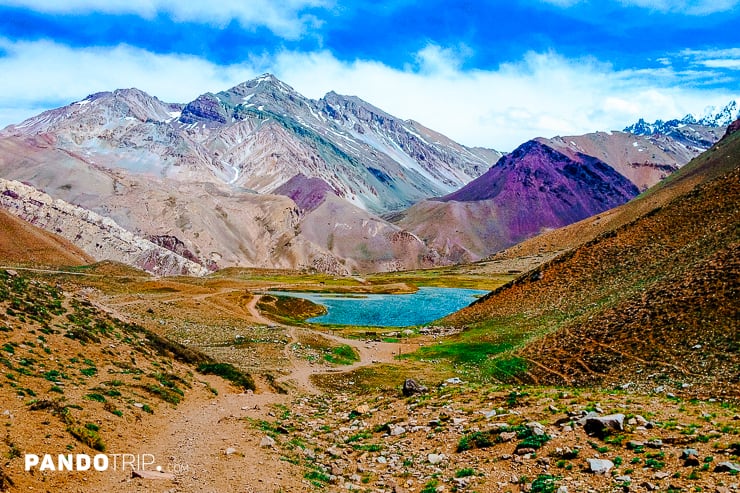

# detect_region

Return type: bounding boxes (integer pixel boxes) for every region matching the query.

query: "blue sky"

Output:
[0,0,738,150]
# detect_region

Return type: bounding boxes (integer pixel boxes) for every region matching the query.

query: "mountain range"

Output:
[0,74,733,273]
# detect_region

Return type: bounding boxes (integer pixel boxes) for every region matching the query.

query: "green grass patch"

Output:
[67,424,105,451]
[324,344,359,365]
[457,431,496,452]
[197,363,255,391]
[413,342,512,365]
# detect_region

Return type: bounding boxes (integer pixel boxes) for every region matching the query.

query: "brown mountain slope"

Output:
[441,125,740,396]
[0,208,92,266]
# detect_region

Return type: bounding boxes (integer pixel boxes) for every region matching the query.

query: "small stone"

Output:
[641,482,658,491]
[499,431,517,442]
[376,456,387,464]
[445,377,463,384]
[627,440,645,450]
[132,469,175,480]
[428,453,445,465]
[260,436,275,448]
[556,487,568,493]
[653,471,670,480]
[646,439,663,449]
[714,461,740,473]
[402,379,428,397]
[588,458,614,475]
[615,475,631,482]
[326,446,342,457]
[224,447,237,455]
[584,414,625,437]
[390,426,406,436]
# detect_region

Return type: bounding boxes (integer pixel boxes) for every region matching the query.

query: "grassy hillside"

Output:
[0,268,254,489]
[428,126,740,397]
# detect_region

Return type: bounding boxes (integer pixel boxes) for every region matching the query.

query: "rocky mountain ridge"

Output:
[0,178,209,276]
[2,74,497,214]
[623,100,737,151]
[0,74,732,274]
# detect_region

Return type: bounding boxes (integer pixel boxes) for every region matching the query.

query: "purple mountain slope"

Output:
[441,140,639,224]
[395,140,640,262]
[274,174,336,212]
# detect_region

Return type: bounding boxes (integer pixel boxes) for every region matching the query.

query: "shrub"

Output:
[197,363,255,391]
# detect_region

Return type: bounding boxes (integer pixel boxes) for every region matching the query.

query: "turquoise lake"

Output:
[269,287,489,327]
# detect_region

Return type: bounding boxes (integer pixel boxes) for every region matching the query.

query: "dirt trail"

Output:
[246,294,406,394]
[130,292,408,491]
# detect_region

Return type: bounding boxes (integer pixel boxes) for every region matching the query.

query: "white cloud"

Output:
[540,0,740,14]
[619,0,740,15]
[0,39,737,151]
[0,0,331,38]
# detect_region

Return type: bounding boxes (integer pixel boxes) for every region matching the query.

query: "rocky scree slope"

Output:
[0,179,209,276]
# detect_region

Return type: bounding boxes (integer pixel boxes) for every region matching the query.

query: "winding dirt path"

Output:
[131,291,410,491]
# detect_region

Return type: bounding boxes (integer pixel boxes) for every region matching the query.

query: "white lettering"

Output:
[141,454,155,470]
[76,454,90,471]
[122,453,134,471]
[93,454,108,471]
[58,454,73,471]
[40,454,55,471]
[24,454,39,471]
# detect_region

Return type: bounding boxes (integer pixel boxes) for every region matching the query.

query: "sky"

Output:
[0,1,739,150]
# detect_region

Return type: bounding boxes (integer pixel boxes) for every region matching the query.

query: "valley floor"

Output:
[1,264,738,493]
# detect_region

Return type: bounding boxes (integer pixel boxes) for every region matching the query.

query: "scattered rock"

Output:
[224,447,237,456]
[681,448,700,466]
[132,469,175,480]
[584,414,624,437]
[260,436,276,448]
[627,440,645,450]
[427,453,445,465]
[390,426,406,436]
[402,379,428,397]
[587,458,614,475]
[714,461,740,473]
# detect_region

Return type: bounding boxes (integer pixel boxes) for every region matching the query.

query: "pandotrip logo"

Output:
[24,453,189,474]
